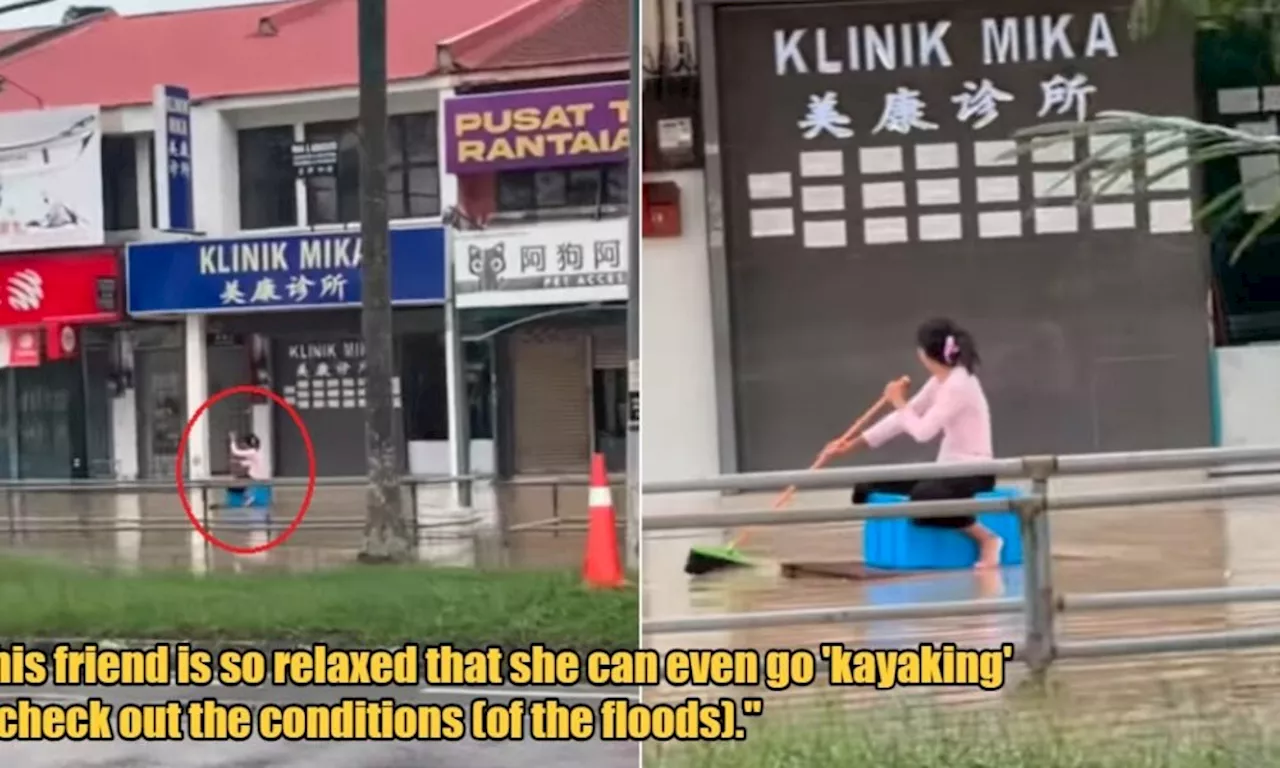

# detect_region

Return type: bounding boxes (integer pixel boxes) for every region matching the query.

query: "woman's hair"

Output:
[241,433,260,450]
[916,317,980,372]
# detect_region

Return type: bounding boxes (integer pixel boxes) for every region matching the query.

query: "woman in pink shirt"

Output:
[824,318,1003,568]
[228,432,266,507]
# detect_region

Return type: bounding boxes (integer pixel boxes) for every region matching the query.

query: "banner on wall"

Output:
[443,82,630,175]
[0,105,104,253]
[125,226,446,315]
[0,250,120,326]
[452,218,628,308]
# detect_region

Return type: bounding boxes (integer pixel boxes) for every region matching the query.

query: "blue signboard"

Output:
[154,84,194,232]
[125,227,446,315]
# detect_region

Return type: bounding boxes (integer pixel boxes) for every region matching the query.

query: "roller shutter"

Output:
[591,324,627,369]
[509,326,591,473]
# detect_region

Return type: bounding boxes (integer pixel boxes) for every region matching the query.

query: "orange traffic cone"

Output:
[582,453,624,589]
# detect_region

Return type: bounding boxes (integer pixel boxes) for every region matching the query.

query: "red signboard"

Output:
[45,321,78,361]
[0,249,119,327]
[6,329,40,367]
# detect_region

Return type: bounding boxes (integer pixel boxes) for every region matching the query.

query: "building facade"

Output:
[0,0,629,506]
[444,80,631,479]
[124,228,446,479]
[0,102,126,480]
[679,0,1214,475]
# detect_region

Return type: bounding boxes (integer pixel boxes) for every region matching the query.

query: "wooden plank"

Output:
[780,560,918,581]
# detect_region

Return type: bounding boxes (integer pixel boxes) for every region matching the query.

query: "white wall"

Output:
[641,170,719,482]
[1216,344,1280,450]
[107,87,447,242]
[217,89,445,235]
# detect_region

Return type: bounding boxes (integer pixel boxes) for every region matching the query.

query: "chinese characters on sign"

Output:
[154,85,194,232]
[745,8,1198,251]
[799,73,1098,138]
[953,79,1014,129]
[468,240,621,288]
[281,340,402,412]
[217,273,350,306]
[200,236,360,307]
[799,92,854,139]
[453,219,629,309]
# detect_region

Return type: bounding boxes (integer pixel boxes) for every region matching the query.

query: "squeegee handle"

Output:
[729,383,902,550]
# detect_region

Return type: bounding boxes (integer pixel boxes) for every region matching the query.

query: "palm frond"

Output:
[1012,111,1280,263]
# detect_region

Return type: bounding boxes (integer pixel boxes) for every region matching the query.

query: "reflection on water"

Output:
[643,488,1280,722]
[0,485,596,572]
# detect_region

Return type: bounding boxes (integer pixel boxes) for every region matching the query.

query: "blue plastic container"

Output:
[225,485,273,508]
[223,485,274,528]
[863,486,1023,569]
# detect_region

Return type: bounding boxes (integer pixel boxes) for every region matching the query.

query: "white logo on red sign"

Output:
[16,331,34,349]
[7,269,42,312]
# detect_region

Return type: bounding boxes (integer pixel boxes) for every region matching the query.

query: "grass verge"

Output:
[647,703,1280,768]
[0,558,637,649]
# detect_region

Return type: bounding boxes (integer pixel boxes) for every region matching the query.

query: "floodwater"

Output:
[642,472,1280,725]
[0,479,624,572]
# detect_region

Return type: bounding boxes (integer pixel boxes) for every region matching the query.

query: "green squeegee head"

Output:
[684,544,756,575]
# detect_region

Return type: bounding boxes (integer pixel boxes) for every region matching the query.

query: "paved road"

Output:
[0,683,640,767]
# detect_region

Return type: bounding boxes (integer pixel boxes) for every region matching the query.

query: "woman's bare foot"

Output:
[975,537,1003,570]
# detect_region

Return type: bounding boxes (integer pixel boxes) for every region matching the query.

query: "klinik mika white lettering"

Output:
[773,13,1119,76]
[198,236,363,276]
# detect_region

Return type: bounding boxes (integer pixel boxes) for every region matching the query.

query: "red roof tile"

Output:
[438,0,626,73]
[0,25,46,51]
[0,0,532,111]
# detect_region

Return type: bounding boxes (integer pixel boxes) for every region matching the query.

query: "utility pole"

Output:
[624,0,641,572]
[356,0,411,563]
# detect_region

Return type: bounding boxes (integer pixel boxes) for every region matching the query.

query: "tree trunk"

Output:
[356,0,412,564]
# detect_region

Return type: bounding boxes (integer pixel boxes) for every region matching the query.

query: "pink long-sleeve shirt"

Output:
[229,442,267,481]
[861,368,993,462]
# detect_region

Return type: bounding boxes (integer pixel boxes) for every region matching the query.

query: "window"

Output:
[304,120,360,225]
[101,135,139,231]
[306,112,441,226]
[390,113,441,219]
[237,126,297,230]
[400,333,494,442]
[465,341,495,440]
[496,163,628,213]
[592,366,627,472]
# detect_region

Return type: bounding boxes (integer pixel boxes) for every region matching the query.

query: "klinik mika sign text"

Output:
[773,12,1121,75]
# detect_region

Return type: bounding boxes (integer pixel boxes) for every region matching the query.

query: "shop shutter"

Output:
[591,324,627,369]
[510,326,591,474]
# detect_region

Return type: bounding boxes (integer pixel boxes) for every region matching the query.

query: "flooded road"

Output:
[0,479,621,572]
[641,473,1280,722]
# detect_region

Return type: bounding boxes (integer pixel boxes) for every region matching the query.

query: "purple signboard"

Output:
[444,81,630,175]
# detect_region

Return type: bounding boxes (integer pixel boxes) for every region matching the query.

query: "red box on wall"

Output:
[643,181,682,238]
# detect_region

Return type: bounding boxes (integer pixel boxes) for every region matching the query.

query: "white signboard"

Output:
[0,106,104,252]
[453,219,628,308]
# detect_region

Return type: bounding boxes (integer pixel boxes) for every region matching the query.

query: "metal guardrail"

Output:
[0,473,626,545]
[641,444,1280,677]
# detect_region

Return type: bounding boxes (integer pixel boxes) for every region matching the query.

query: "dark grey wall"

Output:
[210,309,441,477]
[270,333,410,478]
[713,0,1213,470]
